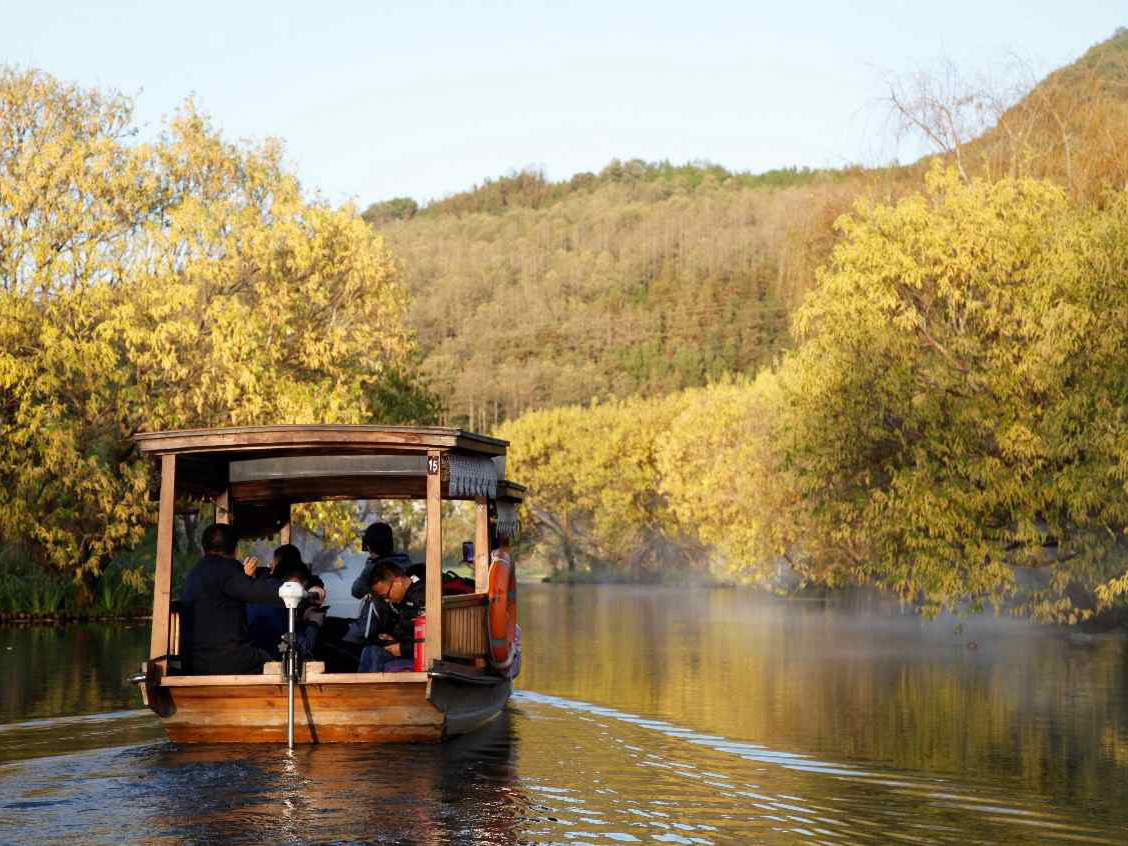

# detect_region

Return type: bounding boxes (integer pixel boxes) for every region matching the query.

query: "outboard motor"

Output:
[278,581,306,749]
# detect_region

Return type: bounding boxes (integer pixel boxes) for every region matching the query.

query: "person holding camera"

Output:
[247,544,326,660]
[179,524,290,675]
[339,522,412,660]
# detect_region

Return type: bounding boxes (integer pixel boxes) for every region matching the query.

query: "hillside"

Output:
[373,163,902,428]
[938,27,1128,196]
[368,28,1128,430]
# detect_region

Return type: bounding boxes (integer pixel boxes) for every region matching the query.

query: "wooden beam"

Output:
[230,475,429,503]
[441,592,488,609]
[495,479,527,502]
[133,424,507,457]
[228,474,496,504]
[149,454,177,665]
[216,488,231,524]
[474,497,489,592]
[425,449,443,667]
[160,672,428,687]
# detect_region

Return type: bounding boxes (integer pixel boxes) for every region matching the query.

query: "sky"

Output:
[2,1,1124,207]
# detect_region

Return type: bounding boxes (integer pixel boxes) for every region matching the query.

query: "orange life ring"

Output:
[487,551,518,670]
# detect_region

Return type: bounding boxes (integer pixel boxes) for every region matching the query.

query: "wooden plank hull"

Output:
[152,677,511,744]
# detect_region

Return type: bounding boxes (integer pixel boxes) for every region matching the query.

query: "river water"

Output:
[2,585,1128,844]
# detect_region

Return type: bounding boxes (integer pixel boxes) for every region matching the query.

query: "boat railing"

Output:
[441,592,489,662]
[163,593,491,674]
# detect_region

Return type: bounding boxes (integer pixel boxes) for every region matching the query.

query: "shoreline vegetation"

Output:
[6,582,1128,638]
[0,542,188,624]
[4,30,1128,625]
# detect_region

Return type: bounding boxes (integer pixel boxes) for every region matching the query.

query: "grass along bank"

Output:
[0,538,195,623]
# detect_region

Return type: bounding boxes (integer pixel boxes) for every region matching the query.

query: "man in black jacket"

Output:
[357,559,424,673]
[350,522,412,601]
[341,522,412,658]
[180,523,286,675]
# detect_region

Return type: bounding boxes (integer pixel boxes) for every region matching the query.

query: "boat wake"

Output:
[0,695,1120,844]
[512,690,1119,845]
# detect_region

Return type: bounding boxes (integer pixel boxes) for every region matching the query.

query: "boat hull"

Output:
[148,672,512,744]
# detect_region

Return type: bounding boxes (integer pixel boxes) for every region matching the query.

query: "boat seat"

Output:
[262,661,325,676]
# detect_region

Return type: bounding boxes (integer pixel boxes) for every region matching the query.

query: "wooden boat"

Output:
[131,425,525,744]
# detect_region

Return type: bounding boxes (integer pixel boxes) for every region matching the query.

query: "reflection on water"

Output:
[3,586,1128,844]
[519,587,1128,796]
[0,623,150,724]
[514,691,1125,844]
[0,710,162,765]
[0,713,524,845]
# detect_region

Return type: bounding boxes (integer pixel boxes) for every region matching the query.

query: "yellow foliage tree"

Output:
[781,166,1128,618]
[497,393,698,577]
[500,166,1128,618]
[0,69,421,593]
[656,374,838,586]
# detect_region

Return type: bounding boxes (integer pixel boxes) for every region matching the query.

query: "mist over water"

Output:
[2,585,1128,844]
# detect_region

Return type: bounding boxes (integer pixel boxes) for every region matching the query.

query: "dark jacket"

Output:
[343,593,389,645]
[246,602,321,659]
[179,553,285,675]
[384,578,426,658]
[344,552,414,647]
[247,572,325,658]
[343,576,424,656]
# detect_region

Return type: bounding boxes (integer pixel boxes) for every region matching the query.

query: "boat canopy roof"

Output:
[134,426,525,536]
[134,424,507,460]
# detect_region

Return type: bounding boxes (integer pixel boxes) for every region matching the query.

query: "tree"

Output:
[0,69,423,594]
[780,166,1128,619]
[656,375,827,586]
[883,57,999,184]
[361,197,418,225]
[885,32,1128,197]
[497,394,699,578]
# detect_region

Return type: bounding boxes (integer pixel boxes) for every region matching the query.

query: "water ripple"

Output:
[513,690,1121,845]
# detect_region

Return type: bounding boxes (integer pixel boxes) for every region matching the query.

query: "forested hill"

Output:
[367,28,1128,430]
[372,163,894,429]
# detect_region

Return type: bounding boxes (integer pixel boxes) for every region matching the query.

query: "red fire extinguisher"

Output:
[413,614,426,672]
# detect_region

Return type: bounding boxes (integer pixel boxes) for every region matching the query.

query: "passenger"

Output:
[247,545,326,659]
[179,524,286,675]
[357,560,424,673]
[350,522,412,599]
[341,522,412,660]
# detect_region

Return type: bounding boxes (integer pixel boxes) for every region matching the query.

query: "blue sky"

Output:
[3,1,1123,207]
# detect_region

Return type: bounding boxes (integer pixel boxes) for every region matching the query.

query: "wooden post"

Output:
[149,454,177,665]
[425,449,443,667]
[474,497,489,592]
[215,488,231,524]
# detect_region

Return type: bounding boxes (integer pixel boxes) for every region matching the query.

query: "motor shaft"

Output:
[287,605,296,749]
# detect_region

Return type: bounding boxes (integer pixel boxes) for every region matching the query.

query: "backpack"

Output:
[441,571,475,595]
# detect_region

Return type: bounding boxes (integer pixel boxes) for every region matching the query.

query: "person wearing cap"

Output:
[340,522,413,665]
